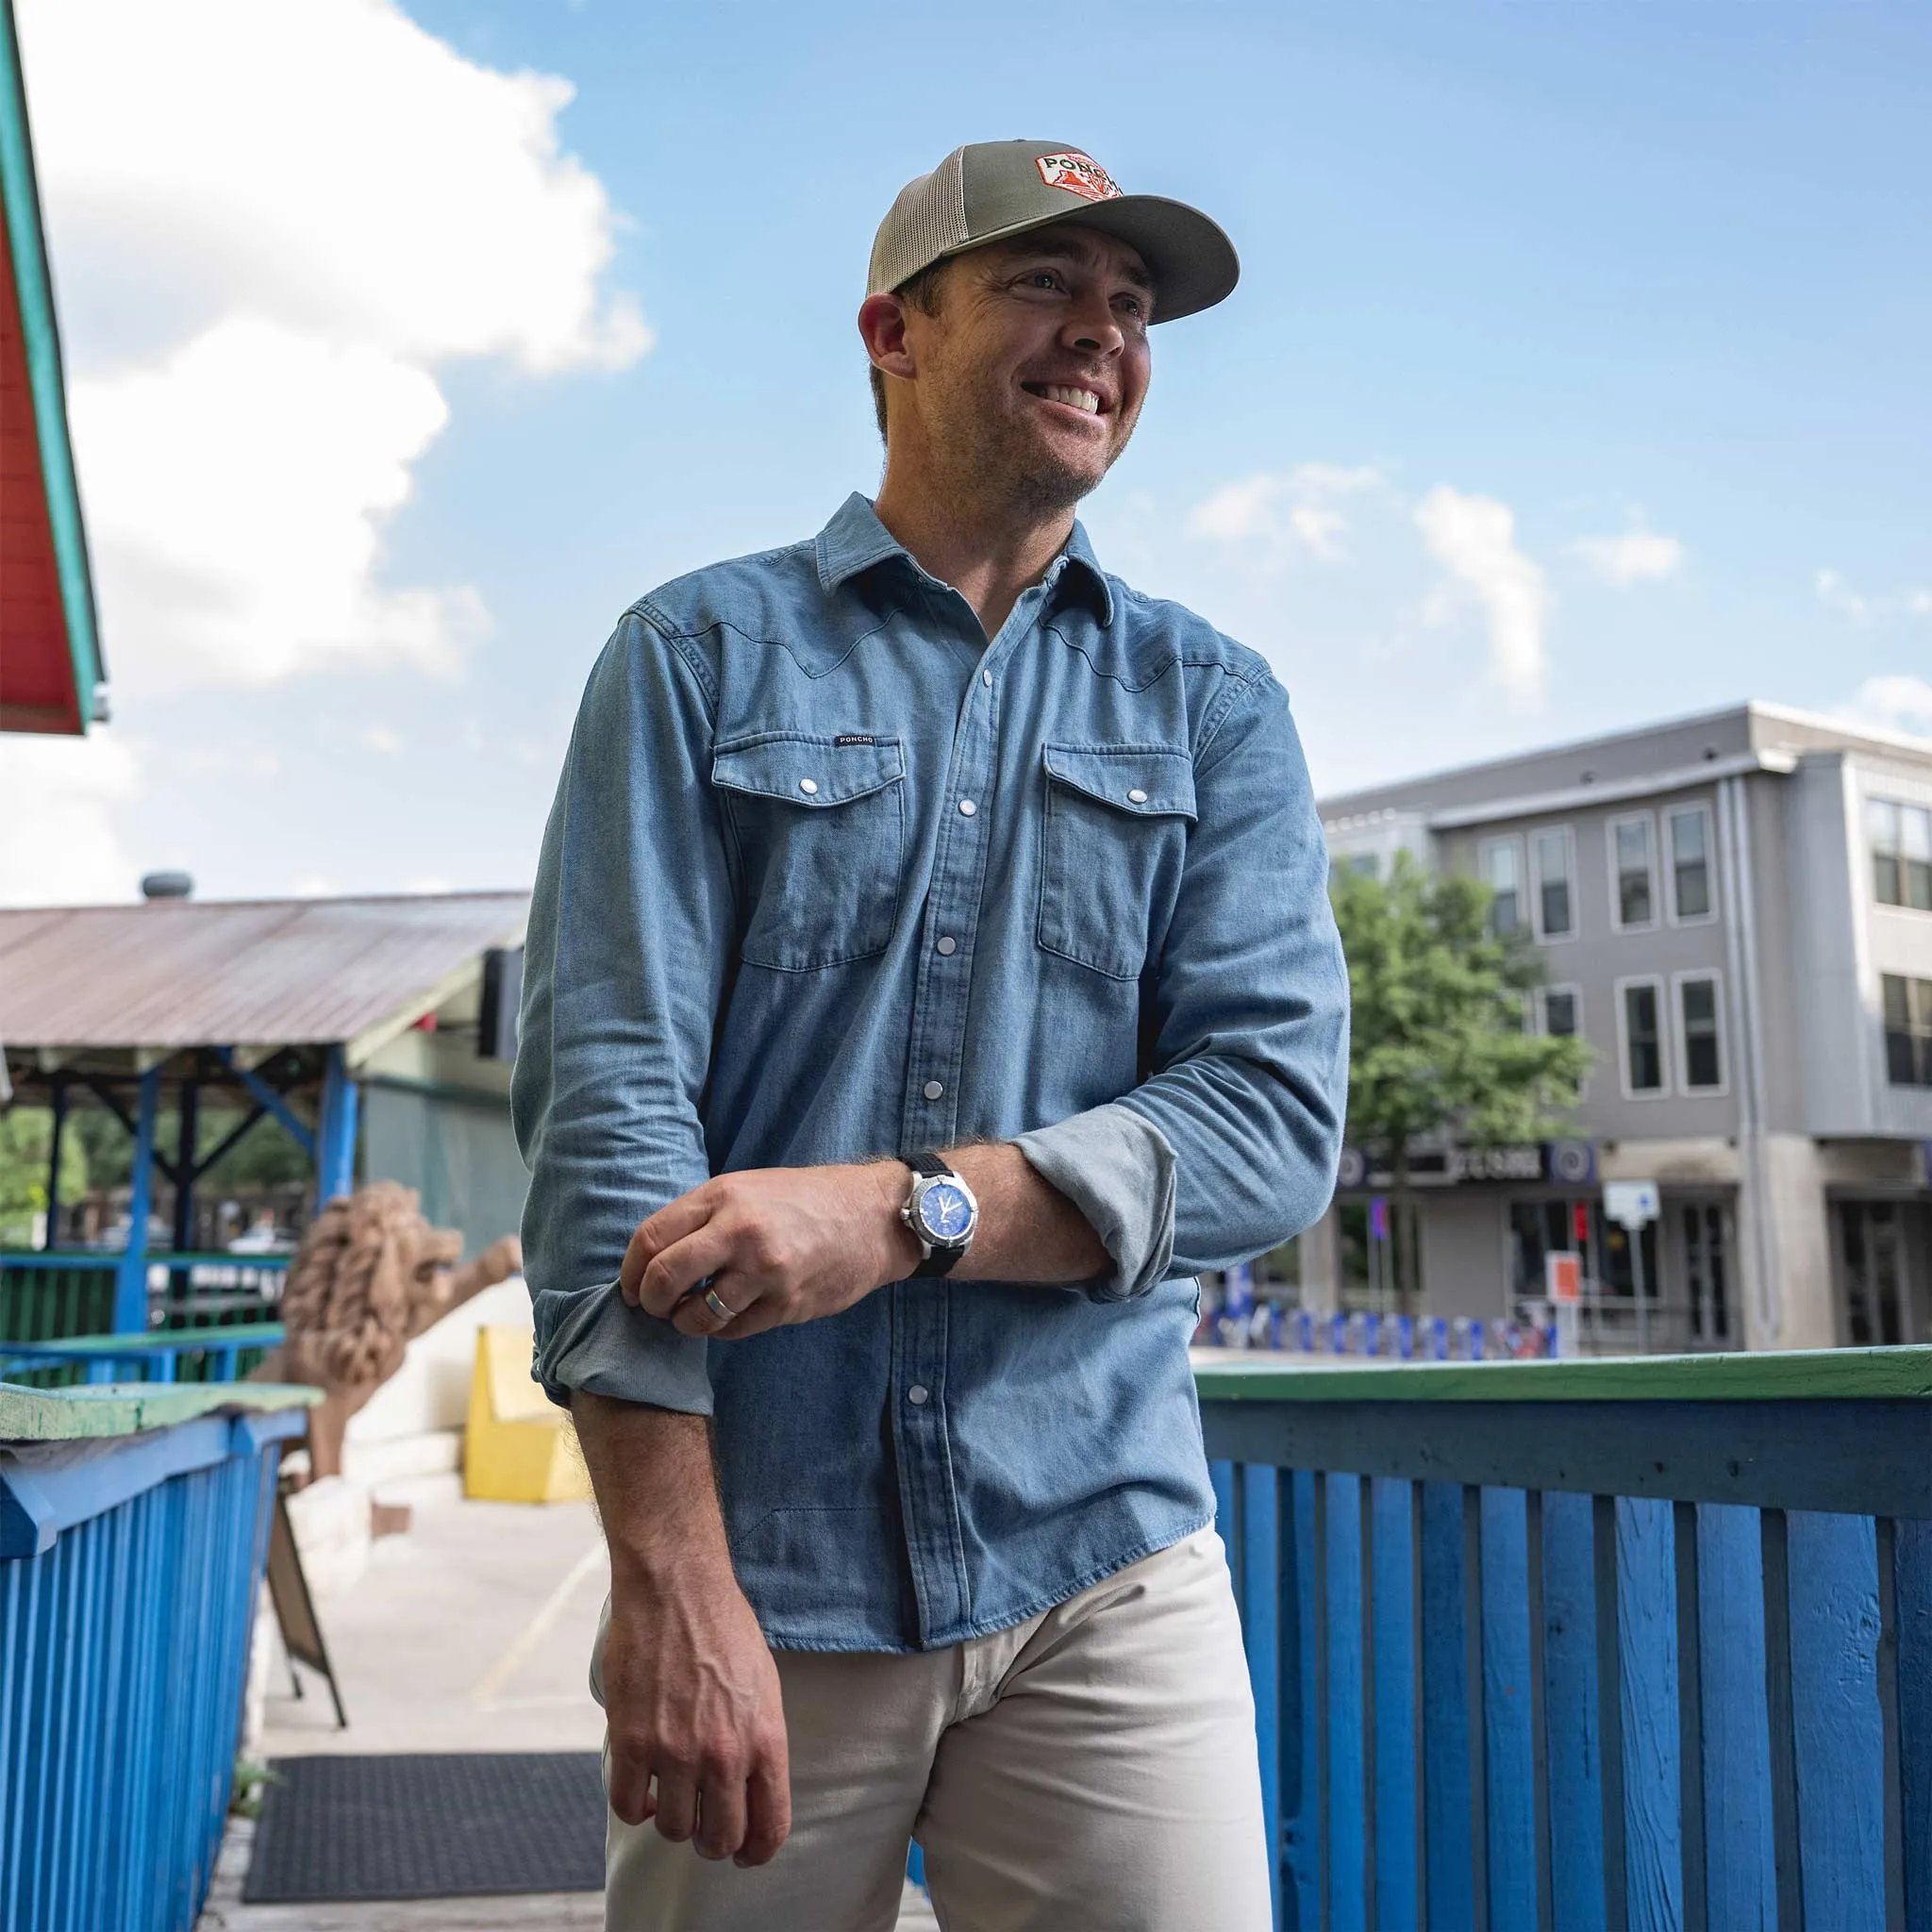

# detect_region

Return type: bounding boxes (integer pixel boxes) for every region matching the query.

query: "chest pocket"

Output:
[711,732,907,971]
[1037,743,1197,981]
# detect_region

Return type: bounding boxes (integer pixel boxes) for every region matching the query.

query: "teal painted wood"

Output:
[1422,1480,1479,1931]
[1326,1472,1369,1929]
[1481,1487,1539,1930]
[1241,1463,1283,1926]
[1372,1476,1421,1932]
[1541,1490,1607,1932]
[1786,1511,1886,1931]
[1282,1469,1323,1929]
[1899,1519,1932,1931]
[1617,1496,1685,1931]
[1695,1503,1778,1929]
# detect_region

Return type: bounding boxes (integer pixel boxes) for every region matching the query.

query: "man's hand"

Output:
[575,1395,791,1866]
[620,1162,919,1340]
[601,1554,791,1863]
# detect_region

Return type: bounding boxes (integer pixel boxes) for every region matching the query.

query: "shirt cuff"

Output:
[1012,1103,1177,1304]
[530,1280,715,1416]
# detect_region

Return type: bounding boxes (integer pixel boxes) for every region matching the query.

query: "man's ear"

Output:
[857,291,917,382]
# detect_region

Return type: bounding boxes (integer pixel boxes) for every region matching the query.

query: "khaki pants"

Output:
[596,1529,1273,1932]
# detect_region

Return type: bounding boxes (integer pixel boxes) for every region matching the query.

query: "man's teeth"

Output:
[1040,385,1101,414]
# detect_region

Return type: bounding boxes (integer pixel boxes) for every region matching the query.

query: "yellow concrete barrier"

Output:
[463,1324,591,1504]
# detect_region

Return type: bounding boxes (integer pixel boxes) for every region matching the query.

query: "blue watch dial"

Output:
[917,1178,974,1244]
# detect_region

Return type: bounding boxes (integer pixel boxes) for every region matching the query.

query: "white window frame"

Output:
[1672,968,1728,1097]
[1480,834,1527,940]
[1665,802,1719,927]
[1607,811,1660,933]
[1615,973,1671,1099]
[1529,824,1578,943]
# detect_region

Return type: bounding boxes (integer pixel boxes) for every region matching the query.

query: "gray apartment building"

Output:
[1309,701,1932,1353]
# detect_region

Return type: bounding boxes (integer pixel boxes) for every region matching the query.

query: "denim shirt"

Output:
[514,494,1348,1652]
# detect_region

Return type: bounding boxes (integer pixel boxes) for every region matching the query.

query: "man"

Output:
[515,139,1348,1930]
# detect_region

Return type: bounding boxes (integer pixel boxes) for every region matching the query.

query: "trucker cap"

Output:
[868,141,1240,324]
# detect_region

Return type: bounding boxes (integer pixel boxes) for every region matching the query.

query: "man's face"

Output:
[902,225,1154,513]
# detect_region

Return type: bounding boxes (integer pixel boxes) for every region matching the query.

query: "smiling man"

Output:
[515,140,1349,1930]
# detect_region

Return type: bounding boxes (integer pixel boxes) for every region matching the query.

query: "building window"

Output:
[1868,798,1932,911]
[1540,985,1580,1039]
[1882,974,1932,1087]
[1483,838,1524,937]
[1532,826,1574,939]
[1676,973,1724,1091]
[1667,805,1715,922]
[1619,977,1667,1095]
[1609,815,1657,930]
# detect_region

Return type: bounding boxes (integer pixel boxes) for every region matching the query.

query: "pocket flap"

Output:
[712,732,906,808]
[1043,743,1197,821]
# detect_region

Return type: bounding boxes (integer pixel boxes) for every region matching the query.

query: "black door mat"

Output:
[244,1752,605,1902]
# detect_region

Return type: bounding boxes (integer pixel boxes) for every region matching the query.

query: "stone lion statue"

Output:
[255,1180,522,1479]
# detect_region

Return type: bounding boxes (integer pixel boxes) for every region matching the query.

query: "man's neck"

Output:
[872,466,1075,641]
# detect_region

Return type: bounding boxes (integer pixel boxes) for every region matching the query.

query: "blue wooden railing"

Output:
[0,1251,290,1387]
[1200,1347,1932,1931]
[0,1379,315,1932]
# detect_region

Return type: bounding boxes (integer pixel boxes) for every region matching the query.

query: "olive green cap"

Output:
[868,141,1240,323]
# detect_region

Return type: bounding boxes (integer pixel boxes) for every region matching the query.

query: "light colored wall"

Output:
[1421,1193,1507,1318]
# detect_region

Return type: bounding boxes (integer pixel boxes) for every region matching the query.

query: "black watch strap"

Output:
[908,1150,963,1277]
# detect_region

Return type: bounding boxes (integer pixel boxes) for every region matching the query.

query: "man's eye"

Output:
[1025,271,1062,290]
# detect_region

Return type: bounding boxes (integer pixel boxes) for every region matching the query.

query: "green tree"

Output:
[0,1107,92,1247]
[1330,854,1592,1310]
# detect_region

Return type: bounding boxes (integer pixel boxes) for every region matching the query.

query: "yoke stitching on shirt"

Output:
[633,603,897,684]
[1193,666,1274,775]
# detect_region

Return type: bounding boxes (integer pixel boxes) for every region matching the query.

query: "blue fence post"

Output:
[112,1067,162,1335]
[316,1046,359,1205]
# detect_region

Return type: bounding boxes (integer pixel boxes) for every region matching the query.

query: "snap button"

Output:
[908,1385,929,1406]
[923,1079,944,1100]
[958,798,976,816]
[798,777,819,796]
[936,937,957,957]
[981,669,992,687]
[1128,788,1148,804]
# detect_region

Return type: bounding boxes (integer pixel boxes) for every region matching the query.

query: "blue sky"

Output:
[9,0,1929,903]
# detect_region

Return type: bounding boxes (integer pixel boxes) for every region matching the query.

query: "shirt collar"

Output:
[814,492,1115,626]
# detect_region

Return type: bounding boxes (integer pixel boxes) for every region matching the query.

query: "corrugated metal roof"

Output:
[0,891,528,1050]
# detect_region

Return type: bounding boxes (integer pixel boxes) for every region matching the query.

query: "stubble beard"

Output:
[938,364,1122,525]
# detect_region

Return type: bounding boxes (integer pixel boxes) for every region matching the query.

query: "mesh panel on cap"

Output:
[867,146,969,296]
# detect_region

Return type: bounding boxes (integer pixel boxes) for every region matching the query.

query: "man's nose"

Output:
[1061,296,1124,358]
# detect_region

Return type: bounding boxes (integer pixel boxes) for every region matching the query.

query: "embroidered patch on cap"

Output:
[1034,152,1123,204]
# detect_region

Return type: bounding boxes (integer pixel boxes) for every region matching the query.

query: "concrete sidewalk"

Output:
[200,1486,936,1929]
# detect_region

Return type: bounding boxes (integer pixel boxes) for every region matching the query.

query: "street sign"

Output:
[1603,1180,1660,1229]
[1545,1251,1583,1305]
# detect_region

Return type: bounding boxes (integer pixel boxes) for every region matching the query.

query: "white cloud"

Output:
[1189,464,1382,561]
[359,723,406,757]
[1816,569,1931,625]
[19,0,648,697]
[0,735,141,905]
[1839,675,1932,741]
[1414,486,1550,706]
[1571,531,1683,586]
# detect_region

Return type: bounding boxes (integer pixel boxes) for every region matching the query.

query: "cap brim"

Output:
[946,193,1240,324]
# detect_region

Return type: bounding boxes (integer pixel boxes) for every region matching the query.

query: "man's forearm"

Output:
[572,1391,734,1589]
[940,1141,1108,1283]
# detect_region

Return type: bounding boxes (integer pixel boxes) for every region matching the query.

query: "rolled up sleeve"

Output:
[511,608,732,1413]
[1116,671,1350,1276]
[1013,1103,1176,1304]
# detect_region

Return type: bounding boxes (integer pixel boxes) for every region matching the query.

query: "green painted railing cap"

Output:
[0,1380,319,1442]
[1191,1343,1932,1403]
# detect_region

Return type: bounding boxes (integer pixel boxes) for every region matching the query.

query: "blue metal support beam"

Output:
[212,1048,315,1159]
[316,1044,358,1204]
[110,1065,160,1335]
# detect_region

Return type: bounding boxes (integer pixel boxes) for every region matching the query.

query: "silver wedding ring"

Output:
[703,1286,736,1324]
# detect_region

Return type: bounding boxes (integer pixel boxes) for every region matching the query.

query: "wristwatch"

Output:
[901,1151,979,1277]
